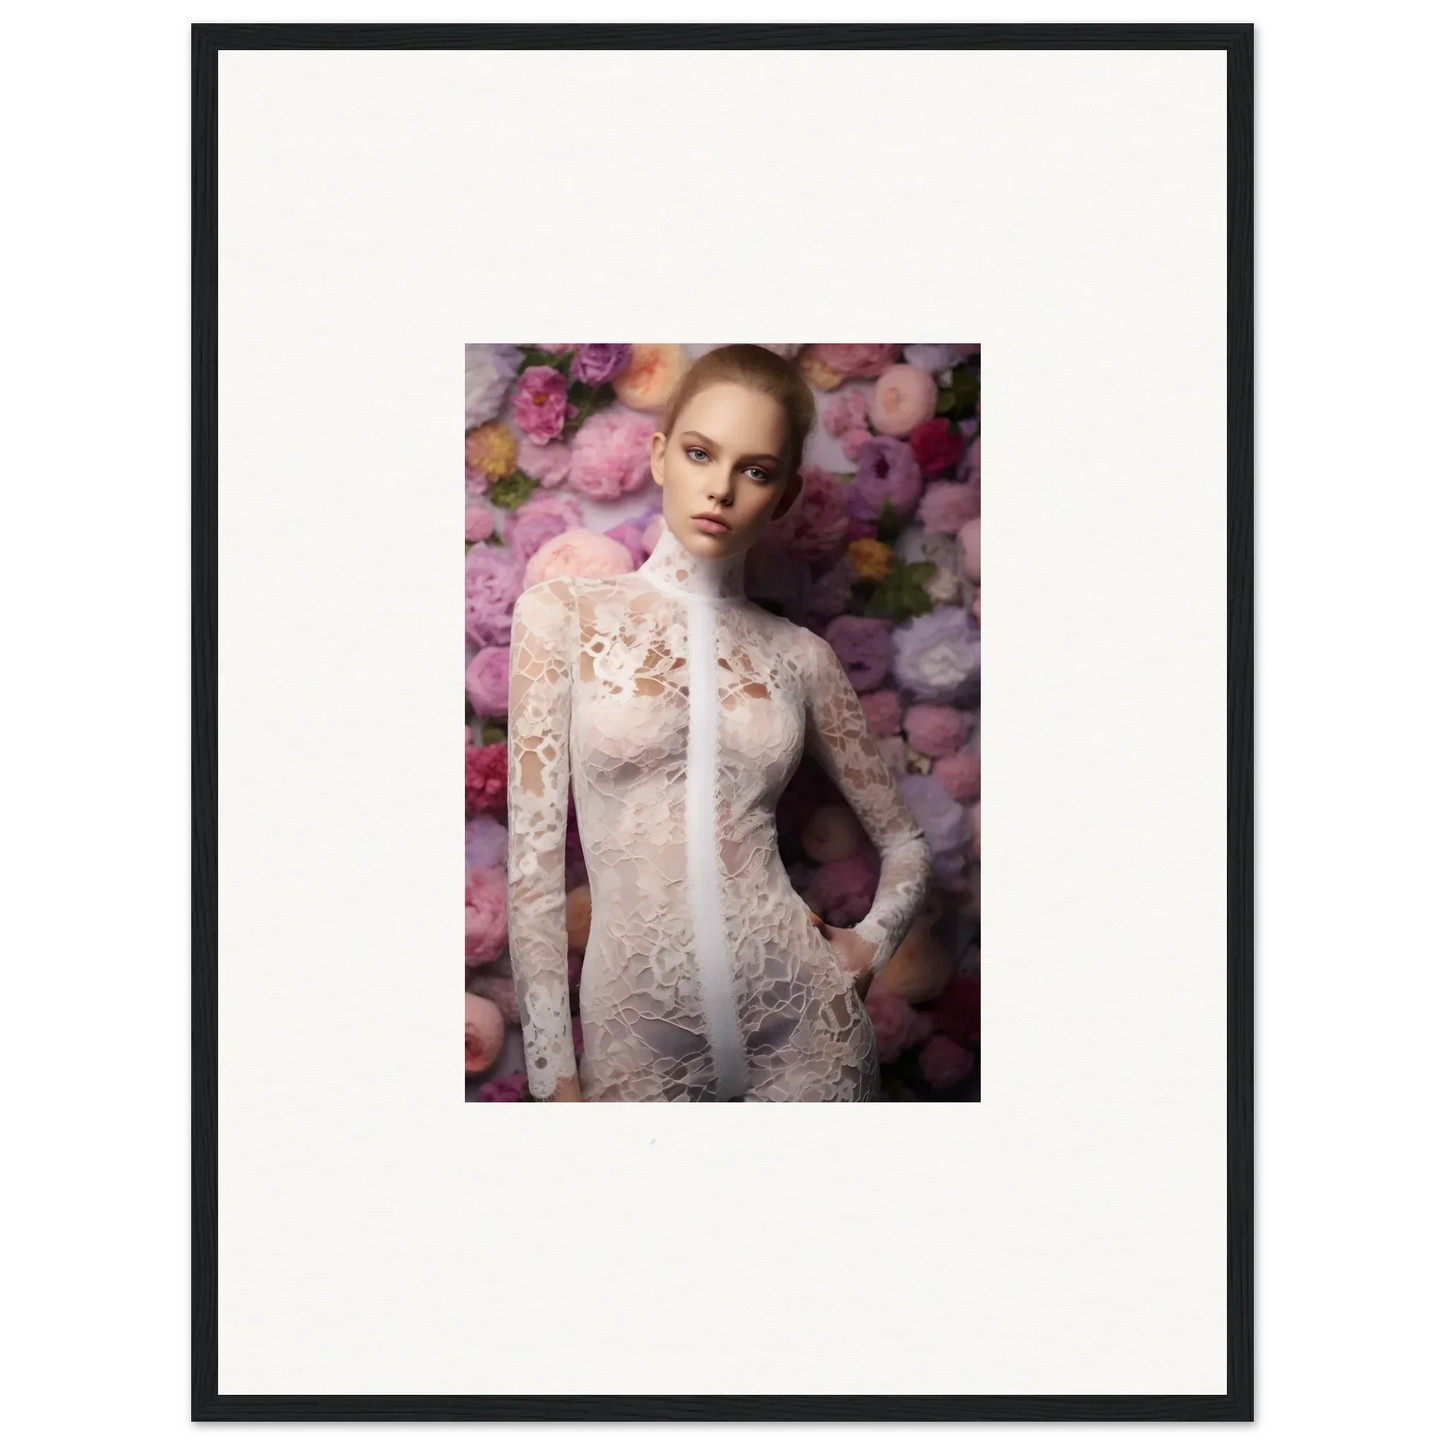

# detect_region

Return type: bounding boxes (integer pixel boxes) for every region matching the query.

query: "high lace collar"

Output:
[636,515,747,603]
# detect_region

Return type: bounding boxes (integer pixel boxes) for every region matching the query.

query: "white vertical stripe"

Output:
[685,597,748,1100]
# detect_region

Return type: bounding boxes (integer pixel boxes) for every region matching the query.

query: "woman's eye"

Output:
[685,446,708,463]
[746,466,772,483]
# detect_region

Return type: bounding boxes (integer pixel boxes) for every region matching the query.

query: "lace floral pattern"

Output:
[506,521,932,1101]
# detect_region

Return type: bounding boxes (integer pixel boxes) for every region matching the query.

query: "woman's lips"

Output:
[692,514,730,535]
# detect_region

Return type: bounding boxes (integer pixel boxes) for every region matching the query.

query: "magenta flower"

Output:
[510,365,577,445]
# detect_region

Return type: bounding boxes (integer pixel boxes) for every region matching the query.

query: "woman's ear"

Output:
[649,431,666,488]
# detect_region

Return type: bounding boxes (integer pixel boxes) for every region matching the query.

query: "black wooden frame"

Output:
[193,22,1252,1422]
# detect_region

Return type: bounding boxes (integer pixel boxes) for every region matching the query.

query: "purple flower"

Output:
[891,606,979,702]
[899,772,971,881]
[504,492,584,559]
[902,343,969,375]
[848,435,923,521]
[822,615,894,693]
[465,344,524,428]
[465,815,508,871]
[464,546,528,648]
[569,344,633,387]
[465,644,511,720]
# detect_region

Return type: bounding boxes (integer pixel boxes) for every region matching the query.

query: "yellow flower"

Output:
[799,346,848,391]
[465,422,519,483]
[847,537,894,583]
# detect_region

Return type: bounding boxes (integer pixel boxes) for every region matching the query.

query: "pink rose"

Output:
[523,528,635,588]
[868,364,938,438]
[465,507,495,542]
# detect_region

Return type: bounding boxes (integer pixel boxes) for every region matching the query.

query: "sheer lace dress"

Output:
[506,519,932,1102]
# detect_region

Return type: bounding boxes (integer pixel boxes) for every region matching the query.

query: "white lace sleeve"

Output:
[803,629,932,975]
[506,577,578,1100]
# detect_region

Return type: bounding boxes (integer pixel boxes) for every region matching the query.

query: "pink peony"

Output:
[932,749,981,803]
[465,646,511,721]
[868,364,938,438]
[464,866,508,965]
[465,742,507,817]
[465,993,506,1074]
[858,688,902,737]
[516,435,573,489]
[918,1033,975,1089]
[812,344,899,379]
[567,408,657,502]
[523,528,635,589]
[509,365,577,444]
[918,481,976,535]
[465,507,495,543]
[903,703,971,758]
[766,465,852,562]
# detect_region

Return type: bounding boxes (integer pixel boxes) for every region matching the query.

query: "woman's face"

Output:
[650,381,803,560]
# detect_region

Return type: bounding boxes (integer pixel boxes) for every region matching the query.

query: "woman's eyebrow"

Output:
[680,430,779,464]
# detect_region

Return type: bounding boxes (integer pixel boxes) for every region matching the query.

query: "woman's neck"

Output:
[637,515,747,603]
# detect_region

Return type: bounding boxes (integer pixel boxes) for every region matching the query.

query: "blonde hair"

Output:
[659,345,817,481]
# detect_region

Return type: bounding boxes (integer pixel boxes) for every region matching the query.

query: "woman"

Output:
[506,344,932,1101]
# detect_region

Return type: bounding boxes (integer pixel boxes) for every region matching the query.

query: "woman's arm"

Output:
[802,630,933,977]
[506,577,580,1101]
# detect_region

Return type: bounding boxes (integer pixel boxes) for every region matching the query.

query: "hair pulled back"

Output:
[659,344,817,481]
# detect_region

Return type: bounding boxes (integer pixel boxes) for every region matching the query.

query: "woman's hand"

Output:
[808,911,877,1003]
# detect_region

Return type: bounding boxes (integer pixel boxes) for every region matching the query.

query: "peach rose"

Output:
[613,343,689,412]
[523,528,635,588]
[868,364,938,438]
[465,993,506,1074]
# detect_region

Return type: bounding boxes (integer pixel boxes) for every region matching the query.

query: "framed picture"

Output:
[194,21,1251,1421]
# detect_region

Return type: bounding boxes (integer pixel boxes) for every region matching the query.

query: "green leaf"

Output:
[480,724,506,746]
[487,471,539,511]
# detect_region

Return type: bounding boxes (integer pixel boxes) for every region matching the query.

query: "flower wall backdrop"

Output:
[465,343,981,1101]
